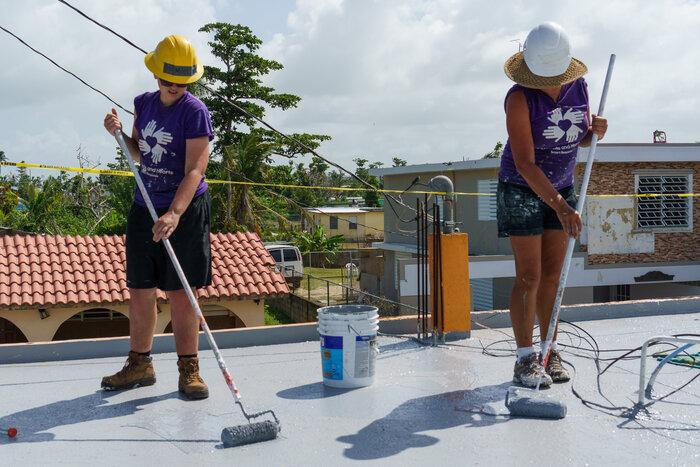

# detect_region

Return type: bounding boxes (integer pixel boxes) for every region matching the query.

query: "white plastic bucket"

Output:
[317,305,379,388]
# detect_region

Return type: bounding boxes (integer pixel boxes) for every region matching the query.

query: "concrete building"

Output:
[304,206,384,248]
[0,232,289,344]
[370,143,700,311]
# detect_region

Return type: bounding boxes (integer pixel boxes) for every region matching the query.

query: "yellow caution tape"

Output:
[1,160,133,177]
[1,160,697,198]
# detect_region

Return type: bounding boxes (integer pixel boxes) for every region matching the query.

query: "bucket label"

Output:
[354,335,376,378]
[321,335,343,380]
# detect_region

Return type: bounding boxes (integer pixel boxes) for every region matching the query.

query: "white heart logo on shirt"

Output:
[543,108,585,143]
[138,120,173,165]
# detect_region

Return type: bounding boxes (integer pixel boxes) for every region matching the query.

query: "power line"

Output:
[238,172,418,240]
[0,18,415,229]
[57,0,148,54]
[0,24,132,115]
[55,0,423,219]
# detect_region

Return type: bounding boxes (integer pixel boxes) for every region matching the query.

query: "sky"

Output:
[1,0,699,177]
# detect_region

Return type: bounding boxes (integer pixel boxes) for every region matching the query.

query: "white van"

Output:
[265,243,304,286]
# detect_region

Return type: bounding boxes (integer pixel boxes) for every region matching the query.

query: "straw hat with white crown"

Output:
[504,22,587,89]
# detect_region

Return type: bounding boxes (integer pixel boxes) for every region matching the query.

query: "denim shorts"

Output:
[497,181,577,237]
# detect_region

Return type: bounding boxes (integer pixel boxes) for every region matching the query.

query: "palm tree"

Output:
[220,133,289,233]
[18,178,64,234]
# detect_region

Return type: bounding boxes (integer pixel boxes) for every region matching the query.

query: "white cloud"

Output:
[1,0,216,169]
[260,0,700,168]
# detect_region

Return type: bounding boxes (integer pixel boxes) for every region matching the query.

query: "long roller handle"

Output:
[539,54,616,386]
[114,130,243,403]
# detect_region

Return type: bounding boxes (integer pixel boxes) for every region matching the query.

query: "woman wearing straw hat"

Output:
[498,23,608,387]
[101,35,214,399]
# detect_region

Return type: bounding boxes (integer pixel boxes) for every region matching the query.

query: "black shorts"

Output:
[497,181,577,238]
[126,191,212,291]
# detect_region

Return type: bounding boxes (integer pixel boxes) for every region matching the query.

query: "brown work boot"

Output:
[101,351,156,391]
[545,350,571,383]
[178,356,209,400]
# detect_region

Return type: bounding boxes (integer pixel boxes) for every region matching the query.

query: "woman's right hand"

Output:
[103,108,122,135]
[556,204,583,238]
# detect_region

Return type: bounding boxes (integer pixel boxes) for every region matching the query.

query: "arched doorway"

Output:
[163,305,245,333]
[0,317,29,344]
[53,308,130,341]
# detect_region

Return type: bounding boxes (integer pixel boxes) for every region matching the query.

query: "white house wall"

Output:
[586,197,654,254]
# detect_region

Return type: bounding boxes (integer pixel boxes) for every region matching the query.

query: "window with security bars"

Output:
[636,174,692,230]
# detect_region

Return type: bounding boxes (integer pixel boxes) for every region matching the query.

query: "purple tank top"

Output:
[133,91,214,209]
[499,78,590,189]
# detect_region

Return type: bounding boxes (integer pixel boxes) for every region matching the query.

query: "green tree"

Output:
[353,158,383,207]
[198,23,301,153]
[196,22,331,231]
[16,177,64,234]
[482,141,504,159]
[97,148,135,234]
[219,133,298,233]
[0,150,6,180]
[293,224,344,256]
[0,150,15,225]
[392,157,407,167]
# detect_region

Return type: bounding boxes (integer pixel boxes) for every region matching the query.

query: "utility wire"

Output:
[55,0,422,221]
[0,24,132,115]
[57,0,149,54]
[0,18,417,229]
[238,173,417,240]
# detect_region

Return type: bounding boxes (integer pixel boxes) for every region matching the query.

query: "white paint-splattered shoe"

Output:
[513,352,552,388]
[546,350,571,383]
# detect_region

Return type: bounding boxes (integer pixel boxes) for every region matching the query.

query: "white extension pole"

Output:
[539,54,616,378]
[114,130,244,404]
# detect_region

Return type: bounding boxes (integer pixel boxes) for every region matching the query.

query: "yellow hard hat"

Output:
[144,35,204,84]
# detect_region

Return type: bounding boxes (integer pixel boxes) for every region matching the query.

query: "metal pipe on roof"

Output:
[429,175,454,234]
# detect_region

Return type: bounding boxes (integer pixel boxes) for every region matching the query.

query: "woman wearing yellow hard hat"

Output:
[102,35,213,400]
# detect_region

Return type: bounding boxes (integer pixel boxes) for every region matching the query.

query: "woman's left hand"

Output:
[591,115,608,140]
[152,210,181,242]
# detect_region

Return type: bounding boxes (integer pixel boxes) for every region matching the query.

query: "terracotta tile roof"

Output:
[0,232,289,309]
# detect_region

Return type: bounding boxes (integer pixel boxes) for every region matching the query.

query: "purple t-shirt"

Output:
[499,78,590,190]
[133,91,214,208]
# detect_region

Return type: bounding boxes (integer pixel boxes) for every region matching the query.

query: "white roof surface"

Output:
[1,312,698,465]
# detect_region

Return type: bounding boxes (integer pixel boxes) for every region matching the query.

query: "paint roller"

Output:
[506,54,616,419]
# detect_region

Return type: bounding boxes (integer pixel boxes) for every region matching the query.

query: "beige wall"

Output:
[312,211,384,242]
[0,299,264,343]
